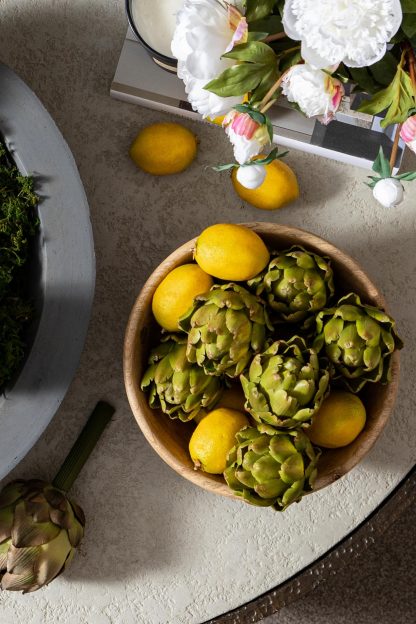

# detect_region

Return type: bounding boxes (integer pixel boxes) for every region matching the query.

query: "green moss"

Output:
[0,145,39,389]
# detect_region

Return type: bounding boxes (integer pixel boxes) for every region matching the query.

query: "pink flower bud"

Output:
[231,113,259,140]
[400,115,416,154]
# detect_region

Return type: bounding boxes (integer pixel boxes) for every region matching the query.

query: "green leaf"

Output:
[248,15,282,34]
[213,147,288,172]
[243,147,288,165]
[402,13,416,37]
[246,0,276,22]
[204,63,265,97]
[247,31,269,41]
[401,0,416,12]
[372,147,391,179]
[349,67,379,94]
[266,116,274,141]
[250,66,280,102]
[212,162,239,172]
[357,60,414,127]
[279,49,302,72]
[234,103,267,126]
[370,52,400,87]
[395,171,416,180]
[223,41,277,65]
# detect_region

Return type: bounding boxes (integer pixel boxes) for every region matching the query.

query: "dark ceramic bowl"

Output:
[125,0,178,73]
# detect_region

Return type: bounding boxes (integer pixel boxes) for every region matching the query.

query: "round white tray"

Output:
[0,64,95,479]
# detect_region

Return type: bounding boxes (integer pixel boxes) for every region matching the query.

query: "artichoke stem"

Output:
[52,401,115,492]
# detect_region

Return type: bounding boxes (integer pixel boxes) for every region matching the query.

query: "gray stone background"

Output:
[0,1,415,623]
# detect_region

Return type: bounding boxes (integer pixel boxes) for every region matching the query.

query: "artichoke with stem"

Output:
[248,246,334,324]
[240,336,330,428]
[313,292,403,392]
[179,283,272,378]
[0,401,114,592]
[224,425,321,511]
[141,334,223,421]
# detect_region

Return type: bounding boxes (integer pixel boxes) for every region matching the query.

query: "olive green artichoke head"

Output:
[224,425,320,510]
[0,479,85,592]
[179,283,272,378]
[313,293,403,392]
[141,334,223,421]
[240,336,330,428]
[248,246,334,324]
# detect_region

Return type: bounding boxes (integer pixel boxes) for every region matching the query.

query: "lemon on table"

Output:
[232,158,299,210]
[194,223,270,281]
[189,408,249,474]
[307,391,366,448]
[152,264,213,332]
[130,122,197,175]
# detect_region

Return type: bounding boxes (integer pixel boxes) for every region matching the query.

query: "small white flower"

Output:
[283,0,402,69]
[281,64,344,124]
[373,178,404,208]
[236,164,266,189]
[171,0,243,118]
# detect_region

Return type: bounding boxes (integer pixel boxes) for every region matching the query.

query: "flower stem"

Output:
[389,123,402,170]
[52,401,115,492]
[264,32,286,43]
[259,74,285,111]
[260,98,277,114]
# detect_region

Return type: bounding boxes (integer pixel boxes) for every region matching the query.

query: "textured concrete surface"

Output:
[0,1,415,623]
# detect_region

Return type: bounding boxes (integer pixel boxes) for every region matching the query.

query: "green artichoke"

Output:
[141,334,223,421]
[179,283,272,378]
[0,480,85,592]
[224,425,320,510]
[248,246,334,324]
[240,336,330,428]
[0,401,114,593]
[313,293,403,392]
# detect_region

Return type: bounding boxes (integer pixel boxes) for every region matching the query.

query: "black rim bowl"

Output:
[125,0,178,71]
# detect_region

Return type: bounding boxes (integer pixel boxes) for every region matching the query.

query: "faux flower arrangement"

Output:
[172,0,416,206]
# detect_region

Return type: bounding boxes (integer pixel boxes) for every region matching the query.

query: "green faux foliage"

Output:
[245,0,276,23]
[212,147,288,171]
[0,144,39,390]
[358,53,414,126]
[367,147,416,189]
[206,41,279,100]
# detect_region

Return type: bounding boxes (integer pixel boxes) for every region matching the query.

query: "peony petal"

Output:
[300,42,334,70]
[282,1,302,41]
[343,43,387,68]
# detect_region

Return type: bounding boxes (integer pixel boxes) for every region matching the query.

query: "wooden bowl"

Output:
[124,223,400,498]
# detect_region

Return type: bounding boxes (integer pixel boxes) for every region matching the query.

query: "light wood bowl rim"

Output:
[123,222,400,499]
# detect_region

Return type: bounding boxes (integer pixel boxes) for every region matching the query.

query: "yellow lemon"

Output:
[194,223,270,281]
[152,264,213,332]
[232,158,299,210]
[189,408,249,474]
[307,391,366,448]
[129,122,197,175]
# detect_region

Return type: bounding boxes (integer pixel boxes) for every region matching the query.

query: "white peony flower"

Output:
[236,164,266,189]
[372,178,404,208]
[281,64,344,124]
[400,115,416,154]
[171,0,244,118]
[283,0,402,69]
